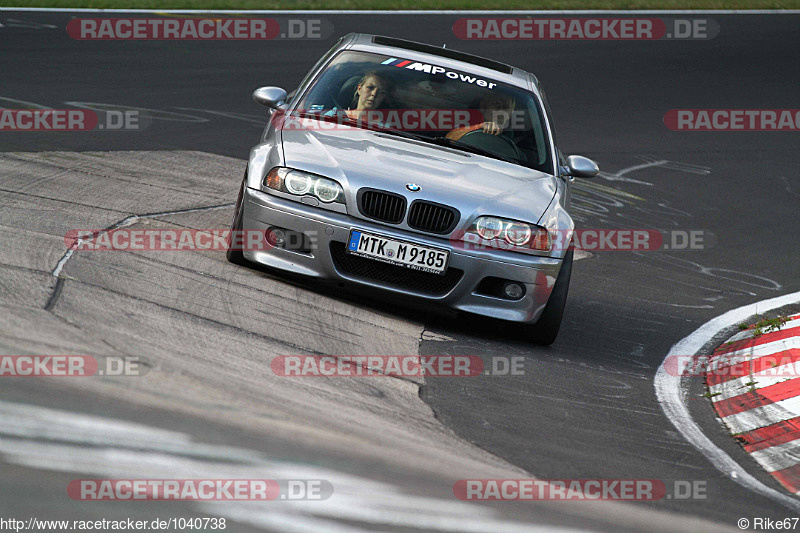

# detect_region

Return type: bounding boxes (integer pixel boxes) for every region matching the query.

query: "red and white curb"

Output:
[707,315,800,493]
[655,290,800,515]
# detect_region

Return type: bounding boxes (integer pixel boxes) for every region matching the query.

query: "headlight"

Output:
[313,179,342,203]
[504,221,532,245]
[465,216,551,252]
[475,217,503,240]
[285,172,312,195]
[264,167,345,204]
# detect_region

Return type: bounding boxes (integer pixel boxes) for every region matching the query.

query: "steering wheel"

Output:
[459,129,524,161]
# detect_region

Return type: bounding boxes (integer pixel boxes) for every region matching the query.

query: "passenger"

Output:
[447,93,516,140]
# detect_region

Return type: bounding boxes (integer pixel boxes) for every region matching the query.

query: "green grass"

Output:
[5,0,800,9]
[737,314,791,338]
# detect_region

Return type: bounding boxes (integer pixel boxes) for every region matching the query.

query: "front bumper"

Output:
[240,187,564,324]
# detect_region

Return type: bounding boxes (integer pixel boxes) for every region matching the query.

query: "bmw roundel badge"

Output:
[406,183,421,192]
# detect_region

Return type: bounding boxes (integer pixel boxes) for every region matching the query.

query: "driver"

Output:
[345,71,391,119]
[322,71,394,124]
[447,93,516,141]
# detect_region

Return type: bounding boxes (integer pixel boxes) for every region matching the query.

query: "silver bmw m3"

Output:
[228,33,598,344]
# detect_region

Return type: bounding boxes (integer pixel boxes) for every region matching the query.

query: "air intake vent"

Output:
[407,200,459,234]
[358,189,406,224]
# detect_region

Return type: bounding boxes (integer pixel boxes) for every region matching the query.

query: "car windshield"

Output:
[293,50,554,174]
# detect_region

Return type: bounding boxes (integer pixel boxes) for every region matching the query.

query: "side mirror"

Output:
[565,155,599,178]
[252,87,288,109]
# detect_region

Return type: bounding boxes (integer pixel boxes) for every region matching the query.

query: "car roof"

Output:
[341,33,539,93]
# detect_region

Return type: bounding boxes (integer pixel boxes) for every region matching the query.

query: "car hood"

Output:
[281,125,558,227]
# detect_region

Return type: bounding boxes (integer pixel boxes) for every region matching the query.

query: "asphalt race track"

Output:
[1,10,799,532]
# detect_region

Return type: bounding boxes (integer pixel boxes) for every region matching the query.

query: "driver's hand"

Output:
[482,121,502,135]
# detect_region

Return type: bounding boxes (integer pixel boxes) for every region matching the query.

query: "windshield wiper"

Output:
[430,137,519,165]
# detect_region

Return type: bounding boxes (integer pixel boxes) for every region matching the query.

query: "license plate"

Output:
[346,230,450,275]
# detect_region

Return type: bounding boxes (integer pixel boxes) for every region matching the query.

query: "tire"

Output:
[526,247,573,346]
[226,171,248,266]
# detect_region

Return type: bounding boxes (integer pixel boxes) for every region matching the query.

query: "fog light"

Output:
[503,282,525,300]
[266,228,286,247]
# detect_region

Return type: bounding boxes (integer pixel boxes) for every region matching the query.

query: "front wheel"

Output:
[525,248,573,346]
[226,170,248,265]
